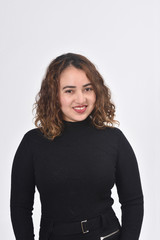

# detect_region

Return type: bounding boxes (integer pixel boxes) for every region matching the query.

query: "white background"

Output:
[0,0,159,239]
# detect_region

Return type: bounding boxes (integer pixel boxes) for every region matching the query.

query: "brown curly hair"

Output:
[32,53,120,140]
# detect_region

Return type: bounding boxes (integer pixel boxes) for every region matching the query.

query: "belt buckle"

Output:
[81,219,89,234]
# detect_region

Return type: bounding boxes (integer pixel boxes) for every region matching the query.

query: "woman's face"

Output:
[59,66,96,122]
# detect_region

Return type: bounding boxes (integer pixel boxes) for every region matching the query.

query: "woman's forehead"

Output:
[59,67,90,86]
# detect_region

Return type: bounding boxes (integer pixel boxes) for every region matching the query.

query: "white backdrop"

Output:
[0,0,159,239]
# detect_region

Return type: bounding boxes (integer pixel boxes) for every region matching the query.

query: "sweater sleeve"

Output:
[115,129,144,240]
[10,133,35,240]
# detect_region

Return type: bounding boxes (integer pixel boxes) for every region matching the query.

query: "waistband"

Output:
[49,208,120,236]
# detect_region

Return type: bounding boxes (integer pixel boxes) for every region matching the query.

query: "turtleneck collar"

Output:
[62,115,91,127]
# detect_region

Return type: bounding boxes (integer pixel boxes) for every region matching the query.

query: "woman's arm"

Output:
[115,129,144,240]
[10,133,35,240]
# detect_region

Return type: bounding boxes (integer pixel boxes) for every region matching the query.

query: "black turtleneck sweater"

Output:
[10,116,144,240]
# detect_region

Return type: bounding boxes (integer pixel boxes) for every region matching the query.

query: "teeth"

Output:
[74,106,86,110]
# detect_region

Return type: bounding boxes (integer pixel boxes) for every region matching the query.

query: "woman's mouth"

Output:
[73,106,87,113]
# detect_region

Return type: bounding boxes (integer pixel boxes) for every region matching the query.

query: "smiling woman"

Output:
[10,53,144,240]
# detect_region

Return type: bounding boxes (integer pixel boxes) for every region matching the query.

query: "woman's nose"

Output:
[75,91,86,103]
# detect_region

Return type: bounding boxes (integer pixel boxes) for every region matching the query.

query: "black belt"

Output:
[52,208,119,236]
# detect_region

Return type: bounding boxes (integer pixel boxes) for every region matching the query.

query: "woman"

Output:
[10,53,144,240]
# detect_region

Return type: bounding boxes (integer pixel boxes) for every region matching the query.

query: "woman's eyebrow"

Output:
[62,83,92,90]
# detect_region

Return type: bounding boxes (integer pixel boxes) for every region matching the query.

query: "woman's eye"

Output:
[65,90,72,93]
[85,88,93,91]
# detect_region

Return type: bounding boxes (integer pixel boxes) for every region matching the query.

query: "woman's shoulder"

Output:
[107,126,127,141]
[92,125,125,145]
[111,126,123,135]
[101,126,124,137]
[23,127,44,142]
[24,127,40,136]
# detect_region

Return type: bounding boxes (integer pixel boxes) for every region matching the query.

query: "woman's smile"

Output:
[72,105,87,113]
